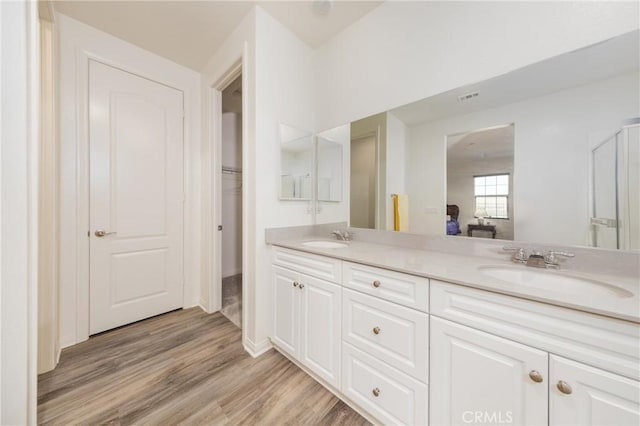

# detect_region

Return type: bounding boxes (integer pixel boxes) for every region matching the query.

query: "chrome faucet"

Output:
[331,230,353,241]
[503,246,574,269]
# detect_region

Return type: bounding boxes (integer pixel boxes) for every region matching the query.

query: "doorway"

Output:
[219,75,243,328]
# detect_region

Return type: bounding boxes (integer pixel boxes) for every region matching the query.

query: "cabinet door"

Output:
[272,266,299,357]
[550,355,640,426]
[299,273,342,389]
[430,317,548,426]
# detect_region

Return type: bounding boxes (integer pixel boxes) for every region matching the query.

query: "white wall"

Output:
[406,72,639,246]
[57,14,202,348]
[222,112,242,169]
[201,6,316,354]
[314,1,640,131]
[253,6,316,350]
[0,0,39,422]
[221,112,242,278]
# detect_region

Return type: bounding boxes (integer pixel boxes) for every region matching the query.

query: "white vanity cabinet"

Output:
[430,280,640,426]
[341,268,430,425]
[270,245,639,426]
[272,248,342,389]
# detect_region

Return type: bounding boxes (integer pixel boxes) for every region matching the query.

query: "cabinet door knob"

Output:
[299,283,305,289]
[373,280,381,288]
[557,381,572,395]
[372,387,380,397]
[293,281,299,287]
[373,326,381,335]
[528,370,543,383]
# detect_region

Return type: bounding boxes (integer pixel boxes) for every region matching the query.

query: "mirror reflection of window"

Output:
[474,174,509,219]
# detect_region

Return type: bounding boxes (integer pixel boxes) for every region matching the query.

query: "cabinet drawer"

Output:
[431,280,640,381]
[342,342,428,426]
[343,288,429,382]
[272,247,342,283]
[343,262,429,312]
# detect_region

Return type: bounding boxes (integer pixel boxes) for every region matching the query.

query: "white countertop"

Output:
[270,238,640,324]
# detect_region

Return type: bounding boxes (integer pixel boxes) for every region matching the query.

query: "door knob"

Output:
[372,280,381,288]
[94,230,116,237]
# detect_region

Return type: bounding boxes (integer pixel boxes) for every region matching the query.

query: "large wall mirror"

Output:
[317,29,639,250]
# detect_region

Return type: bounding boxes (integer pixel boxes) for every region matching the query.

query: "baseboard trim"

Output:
[243,337,272,358]
[197,299,217,314]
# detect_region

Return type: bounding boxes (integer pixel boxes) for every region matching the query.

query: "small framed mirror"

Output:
[279,124,313,201]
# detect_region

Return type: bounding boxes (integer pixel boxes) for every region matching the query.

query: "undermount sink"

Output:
[478,265,634,298]
[301,240,349,249]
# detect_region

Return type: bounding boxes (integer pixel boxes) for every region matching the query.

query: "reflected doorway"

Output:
[350,135,377,228]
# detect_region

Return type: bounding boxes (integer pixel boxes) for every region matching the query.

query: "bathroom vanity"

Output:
[268,236,640,426]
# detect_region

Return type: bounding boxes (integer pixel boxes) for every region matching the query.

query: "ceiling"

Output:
[53,0,383,71]
[447,125,514,163]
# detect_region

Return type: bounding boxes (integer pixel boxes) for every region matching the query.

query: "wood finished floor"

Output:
[38,308,370,426]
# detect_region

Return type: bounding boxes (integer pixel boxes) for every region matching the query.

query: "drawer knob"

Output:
[372,280,381,288]
[299,283,305,289]
[373,326,381,335]
[293,281,299,287]
[372,387,380,397]
[557,381,572,395]
[528,370,543,383]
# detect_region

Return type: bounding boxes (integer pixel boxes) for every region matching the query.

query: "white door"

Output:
[272,266,299,357]
[430,317,548,426]
[89,61,184,334]
[299,274,342,388]
[550,355,640,426]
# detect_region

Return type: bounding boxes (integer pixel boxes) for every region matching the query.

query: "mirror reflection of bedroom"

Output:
[446,124,515,240]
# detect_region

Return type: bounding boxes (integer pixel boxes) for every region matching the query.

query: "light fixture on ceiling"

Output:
[312,0,333,16]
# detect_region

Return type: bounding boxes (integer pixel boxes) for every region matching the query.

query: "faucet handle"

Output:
[544,250,574,266]
[503,246,527,263]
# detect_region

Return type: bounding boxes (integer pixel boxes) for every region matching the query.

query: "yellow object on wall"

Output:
[393,194,409,232]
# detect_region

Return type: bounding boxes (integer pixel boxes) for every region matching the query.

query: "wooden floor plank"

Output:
[38,308,370,426]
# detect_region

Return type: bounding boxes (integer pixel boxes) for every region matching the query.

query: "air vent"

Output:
[457,91,479,102]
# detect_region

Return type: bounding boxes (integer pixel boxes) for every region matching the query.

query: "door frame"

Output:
[206,45,251,348]
[67,50,194,345]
